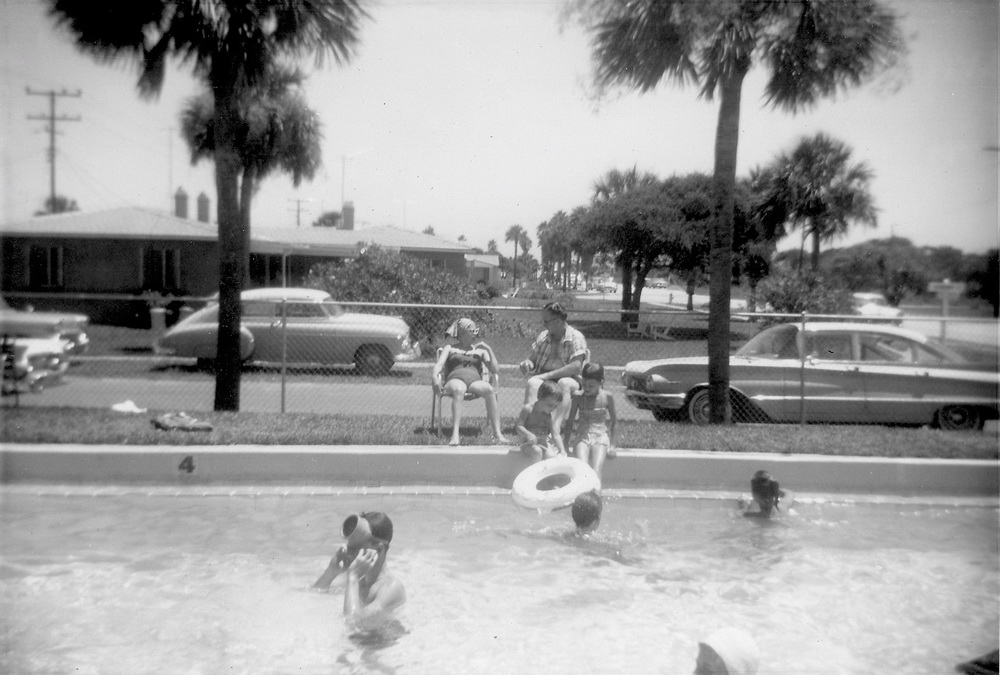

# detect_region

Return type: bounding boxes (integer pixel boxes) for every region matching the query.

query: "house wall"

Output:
[1,235,218,326]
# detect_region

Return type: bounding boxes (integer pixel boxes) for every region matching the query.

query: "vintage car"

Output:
[622,322,998,431]
[2,333,72,394]
[154,287,419,375]
[0,298,90,355]
[852,292,904,324]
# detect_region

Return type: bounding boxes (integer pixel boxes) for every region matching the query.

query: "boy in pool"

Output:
[694,627,760,675]
[515,380,566,462]
[313,512,406,620]
[571,489,602,534]
[563,362,617,480]
[739,470,794,518]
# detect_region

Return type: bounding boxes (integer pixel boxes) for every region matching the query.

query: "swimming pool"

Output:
[1,489,996,674]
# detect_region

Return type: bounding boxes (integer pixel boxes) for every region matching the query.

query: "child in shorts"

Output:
[563,362,616,480]
[515,380,566,462]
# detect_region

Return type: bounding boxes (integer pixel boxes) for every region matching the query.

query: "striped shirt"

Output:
[528,324,588,375]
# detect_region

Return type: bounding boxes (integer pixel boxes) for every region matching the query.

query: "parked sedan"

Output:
[0,298,90,355]
[852,292,904,324]
[154,288,419,375]
[622,322,998,431]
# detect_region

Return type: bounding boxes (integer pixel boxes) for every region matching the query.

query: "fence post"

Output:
[280,299,287,414]
[799,312,807,426]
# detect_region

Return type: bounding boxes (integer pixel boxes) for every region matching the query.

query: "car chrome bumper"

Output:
[624,390,687,410]
[393,344,421,363]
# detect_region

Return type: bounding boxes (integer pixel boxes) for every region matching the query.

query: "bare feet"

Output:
[493,434,510,444]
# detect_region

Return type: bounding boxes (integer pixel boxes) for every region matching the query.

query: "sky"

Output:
[1,0,997,258]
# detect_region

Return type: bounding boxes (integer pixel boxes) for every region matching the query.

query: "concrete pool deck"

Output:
[1,444,996,503]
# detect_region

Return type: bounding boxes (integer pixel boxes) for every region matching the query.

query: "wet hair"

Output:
[536,381,561,401]
[572,490,602,529]
[750,470,781,510]
[361,511,394,545]
[542,301,568,321]
[581,362,604,382]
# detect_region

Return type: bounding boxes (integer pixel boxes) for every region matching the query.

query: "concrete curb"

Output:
[2,444,997,497]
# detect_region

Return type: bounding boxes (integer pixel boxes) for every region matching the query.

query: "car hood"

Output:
[0,310,89,334]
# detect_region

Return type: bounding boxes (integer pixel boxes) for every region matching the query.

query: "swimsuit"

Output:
[570,392,611,448]
[444,348,487,387]
[521,406,553,449]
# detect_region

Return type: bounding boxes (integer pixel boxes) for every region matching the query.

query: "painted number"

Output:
[178,455,195,473]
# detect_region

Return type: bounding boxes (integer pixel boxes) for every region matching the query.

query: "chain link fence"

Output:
[3,291,998,433]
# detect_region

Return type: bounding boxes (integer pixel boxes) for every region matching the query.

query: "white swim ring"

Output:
[511,456,601,510]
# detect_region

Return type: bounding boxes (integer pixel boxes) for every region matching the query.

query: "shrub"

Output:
[304,245,488,347]
[757,269,852,321]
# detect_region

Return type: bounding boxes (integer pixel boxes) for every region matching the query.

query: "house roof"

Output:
[1,208,474,257]
[0,207,217,241]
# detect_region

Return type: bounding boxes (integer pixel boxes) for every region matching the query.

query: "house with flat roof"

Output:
[0,193,474,325]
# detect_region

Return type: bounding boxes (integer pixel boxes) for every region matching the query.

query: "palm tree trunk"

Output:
[811,229,821,270]
[240,167,255,286]
[512,241,518,289]
[707,69,746,425]
[213,82,246,412]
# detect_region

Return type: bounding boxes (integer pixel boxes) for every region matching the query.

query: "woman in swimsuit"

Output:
[432,318,507,446]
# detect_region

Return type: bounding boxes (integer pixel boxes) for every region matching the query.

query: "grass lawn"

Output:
[2,406,996,459]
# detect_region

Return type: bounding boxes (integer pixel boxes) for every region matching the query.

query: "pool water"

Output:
[1,490,996,674]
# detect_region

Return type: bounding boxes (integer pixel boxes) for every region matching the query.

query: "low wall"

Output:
[2,444,997,497]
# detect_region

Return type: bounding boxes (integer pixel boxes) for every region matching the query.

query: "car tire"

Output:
[934,405,984,432]
[686,388,712,425]
[355,345,394,377]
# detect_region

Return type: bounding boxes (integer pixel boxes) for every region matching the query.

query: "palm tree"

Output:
[765,133,877,270]
[486,239,499,254]
[505,224,526,288]
[180,65,323,282]
[48,0,369,411]
[574,0,903,423]
[590,167,659,309]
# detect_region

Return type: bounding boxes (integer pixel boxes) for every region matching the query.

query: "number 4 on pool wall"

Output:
[178,456,195,473]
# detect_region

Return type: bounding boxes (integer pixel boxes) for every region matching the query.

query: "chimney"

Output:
[197,192,210,222]
[174,188,188,219]
[342,201,355,230]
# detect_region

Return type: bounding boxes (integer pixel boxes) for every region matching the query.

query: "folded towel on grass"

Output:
[151,412,213,432]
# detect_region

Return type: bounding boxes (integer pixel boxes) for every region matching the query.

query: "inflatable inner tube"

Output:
[511,456,601,511]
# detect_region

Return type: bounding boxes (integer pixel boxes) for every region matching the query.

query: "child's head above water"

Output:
[750,470,781,510]
[572,489,602,531]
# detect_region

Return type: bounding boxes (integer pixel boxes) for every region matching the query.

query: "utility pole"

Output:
[287,198,317,227]
[26,87,82,211]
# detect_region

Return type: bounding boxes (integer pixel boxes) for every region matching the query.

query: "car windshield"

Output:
[736,324,800,359]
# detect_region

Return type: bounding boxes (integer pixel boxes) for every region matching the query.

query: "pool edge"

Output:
[1,444,997,497]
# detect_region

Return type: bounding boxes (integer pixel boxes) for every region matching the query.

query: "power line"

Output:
[26,87,81,210]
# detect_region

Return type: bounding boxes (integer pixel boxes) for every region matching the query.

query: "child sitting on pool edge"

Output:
[572,489,602,534]
[739,470,794,518]
[515,380,566,462]
[563,362,616,481]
